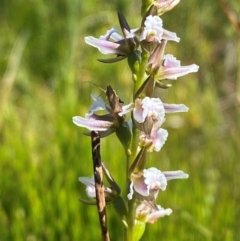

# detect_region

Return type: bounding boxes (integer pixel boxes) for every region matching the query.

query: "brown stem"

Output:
[217,0,240,35]
[91,131,110,241]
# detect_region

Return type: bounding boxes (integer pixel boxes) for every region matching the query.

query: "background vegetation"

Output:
[0,0,239,240]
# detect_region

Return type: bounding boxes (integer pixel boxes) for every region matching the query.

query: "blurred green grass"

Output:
[0,0,240,240]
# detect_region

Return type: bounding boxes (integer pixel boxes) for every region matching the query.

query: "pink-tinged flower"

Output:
[128,167,188,200]
[140,15,163,42]
[73,86,131,137]
[136,203,172,223]
[156,54,199,80]
[134,97,165,123]
[85,28,126,55]
[139,121,168,152]
[133,97,189,124]
[73,94,116,136]
[154,0,180,15]
[128,168,167,200]
[84,13,138,63]
[138,15,179,43]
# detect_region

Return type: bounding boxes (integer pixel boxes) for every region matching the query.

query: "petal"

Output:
[124,28,139,38]
[86,185,97,198]
[79,176,113,198]
[72,116,113,131]
[78,176,95,187]
[131,173,150,196]
[141,97,165,122]
[150,125,168,152]
[164,54,180,67]
[162,29,180,42]
[85,36,124,55]
[146,205,172,223]
[136,203,151,220]
[133,98,145,123]
[140,15,163,42]
[159,64,199,80]
[79,176,96,198]
[143,167,167,191]
[85,94,108,118]
[142,97,165,122]
[99,28,123,42]
[118,102,134,116]
[163,103,189,113]
[163,170,189,180]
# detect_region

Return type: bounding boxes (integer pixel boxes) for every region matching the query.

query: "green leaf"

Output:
[116,121,132,151]
[113,196,128,220]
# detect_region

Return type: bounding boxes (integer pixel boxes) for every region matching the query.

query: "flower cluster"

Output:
[73,1,199,240]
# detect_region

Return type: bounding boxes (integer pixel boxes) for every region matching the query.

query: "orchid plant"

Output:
[73,1,199,240]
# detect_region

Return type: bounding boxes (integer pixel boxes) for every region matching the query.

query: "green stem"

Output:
[126,197,137,241]
[125,53,149,240]
[125,124,139,241]
[141,0,153,16]
[125,31,150,241]
[134,49,150,95]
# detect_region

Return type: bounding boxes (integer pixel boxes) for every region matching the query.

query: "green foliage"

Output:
[0,0,239,240]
